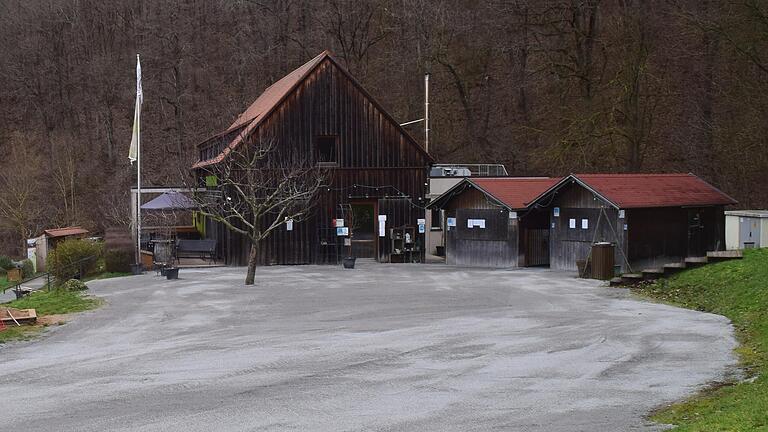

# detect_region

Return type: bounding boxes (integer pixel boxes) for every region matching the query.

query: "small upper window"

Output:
[317,136,337,165]
[431,208,443,230]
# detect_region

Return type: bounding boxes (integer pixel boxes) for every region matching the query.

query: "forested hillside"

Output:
[1,0,766,255]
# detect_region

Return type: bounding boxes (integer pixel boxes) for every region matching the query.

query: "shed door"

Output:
[740,217,761,248]
[351,202,376,258]
[525,229,550,266]
[687,210,706,256]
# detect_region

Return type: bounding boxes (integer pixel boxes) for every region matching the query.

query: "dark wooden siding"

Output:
[207,58,430,265]
[626,205,726,269]
[549,183,627,271]
[548,182,726,272]
[446,208,518,267]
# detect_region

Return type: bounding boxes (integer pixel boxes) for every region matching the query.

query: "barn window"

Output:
[431,208,442,230]
[316,136,337,165]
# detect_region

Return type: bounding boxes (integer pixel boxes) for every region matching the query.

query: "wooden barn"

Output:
[426,177,560,267]
[192,51,433,265]
[531,173,737,272]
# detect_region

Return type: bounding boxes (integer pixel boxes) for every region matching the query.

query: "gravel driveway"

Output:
[0,264,736,431]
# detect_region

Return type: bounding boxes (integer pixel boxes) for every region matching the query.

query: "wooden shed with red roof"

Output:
[428,173,736,271]
[427,177,560,267]
[193,51,432,265]
[531,173,737,272]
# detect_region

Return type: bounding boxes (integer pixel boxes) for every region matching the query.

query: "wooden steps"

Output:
[684,256,708,268]
[609,249,743,287]
[641,268,665,281]
[707,250,743,262]
[663,262,687,276]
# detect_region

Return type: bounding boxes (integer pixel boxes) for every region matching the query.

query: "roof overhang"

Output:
[526,174,620,209]
[427,178,515,211]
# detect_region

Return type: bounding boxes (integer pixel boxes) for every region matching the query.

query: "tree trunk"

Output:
[245,242,259,285]
[20,226,27,258]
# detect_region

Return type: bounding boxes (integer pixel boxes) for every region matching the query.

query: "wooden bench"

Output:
[175,239,217,263]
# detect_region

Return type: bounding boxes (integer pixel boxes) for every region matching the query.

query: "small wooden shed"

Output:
[530,174,737,272]
[427,177,559,267]
[34,226,90,271]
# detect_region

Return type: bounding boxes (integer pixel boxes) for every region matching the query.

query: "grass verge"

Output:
[5,288,100,315]
[1,287,103,344]
[632,248,768,431]
[0,324,42,343]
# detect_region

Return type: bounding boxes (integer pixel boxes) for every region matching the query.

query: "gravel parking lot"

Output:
[0,263,736,431]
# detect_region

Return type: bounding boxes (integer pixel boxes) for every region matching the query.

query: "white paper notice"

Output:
[569,218,576,229]
[335,219,345,227]
[581,219,589,229]
[379,221,386,237]
[286,218,294,231]
[467,219,486,229]
[447,218,456,227]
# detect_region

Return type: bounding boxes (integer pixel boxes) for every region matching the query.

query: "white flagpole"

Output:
[135,54,142,268]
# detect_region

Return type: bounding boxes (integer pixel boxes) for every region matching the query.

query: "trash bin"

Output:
[591,242,615,280]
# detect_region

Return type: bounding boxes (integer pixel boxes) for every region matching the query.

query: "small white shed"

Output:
[725,210,768,249]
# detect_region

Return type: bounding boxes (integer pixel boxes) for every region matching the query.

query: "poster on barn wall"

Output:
[467,219,486,229]
[378,215,386,237]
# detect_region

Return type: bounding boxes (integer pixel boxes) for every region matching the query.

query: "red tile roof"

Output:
[572,173,737,208]
[44,226,89,238]
[470,177,562,209]
[192,51,329,169]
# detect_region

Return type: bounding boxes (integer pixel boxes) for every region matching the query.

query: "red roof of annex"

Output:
[569,173,737,208]
[448,173,736,210]
[470,178,561,209]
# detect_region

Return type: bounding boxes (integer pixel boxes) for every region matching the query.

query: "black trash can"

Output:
[165,268,179,280]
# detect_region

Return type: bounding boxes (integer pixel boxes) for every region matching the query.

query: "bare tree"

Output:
[0,135,44,256]
[193,136,326,285]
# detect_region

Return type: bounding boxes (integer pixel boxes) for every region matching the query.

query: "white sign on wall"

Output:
[569,218,576,229]
[467,219,486,229]
[335,219,345,227]
[447,217,457,227]
[285,218,294,231]
[509,211,518,219]
[554,207,560,217]
[581,219,589,230]
[336,227,349,236]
